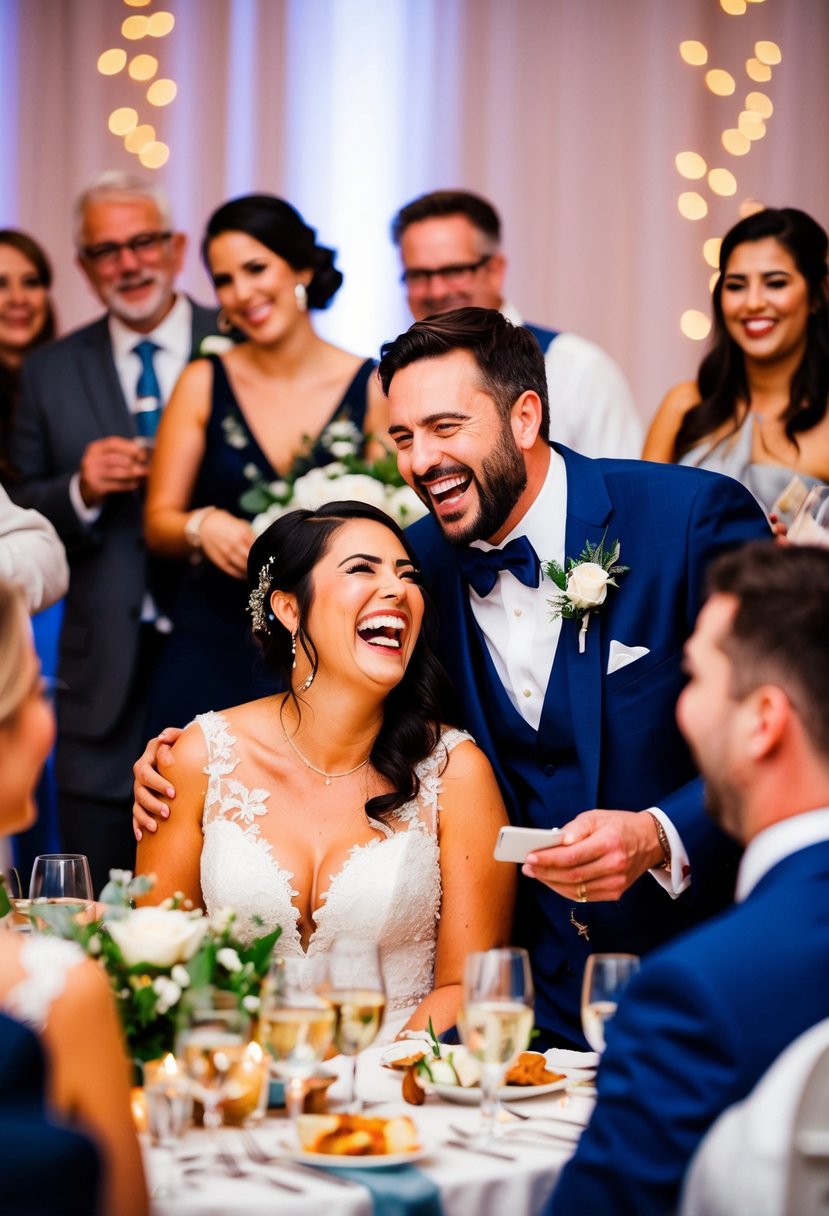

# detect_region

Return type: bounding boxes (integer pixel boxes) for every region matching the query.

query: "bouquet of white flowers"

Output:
[238,418,428,534]
[31,871,280,1067]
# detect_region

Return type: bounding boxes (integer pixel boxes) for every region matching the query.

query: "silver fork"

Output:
[216,1143,304,1193]
[450,1121,580,1148]
[502,1102,591,1128]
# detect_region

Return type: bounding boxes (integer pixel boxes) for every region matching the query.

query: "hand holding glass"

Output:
[581,953,640,1053]
[458,947,534,1141]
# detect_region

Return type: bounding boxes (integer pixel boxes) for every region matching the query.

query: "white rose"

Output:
[106,907,208,968]
[566,562,610,610]
[217,947,243,973]
[290,467,333,509]
[319,473,389,510]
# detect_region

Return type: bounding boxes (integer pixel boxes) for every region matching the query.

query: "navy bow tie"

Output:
[456,535,541,597]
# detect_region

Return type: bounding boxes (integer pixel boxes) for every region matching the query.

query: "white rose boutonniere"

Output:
[545,534,629,653]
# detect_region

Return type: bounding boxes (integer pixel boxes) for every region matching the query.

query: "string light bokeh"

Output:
[96,0,177,170]
[676,0,781,341]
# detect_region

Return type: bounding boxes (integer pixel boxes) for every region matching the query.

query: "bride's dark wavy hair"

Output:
[675,207,829,459]
[247,502,461,823]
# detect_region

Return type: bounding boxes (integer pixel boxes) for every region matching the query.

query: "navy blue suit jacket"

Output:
[548,837,829,1216]
[407,445,770,1041]
[0,1011,99,1215]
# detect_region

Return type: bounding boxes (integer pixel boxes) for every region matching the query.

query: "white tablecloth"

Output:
[146,1046,593,1216]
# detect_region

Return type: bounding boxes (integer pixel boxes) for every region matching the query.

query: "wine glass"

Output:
[142,1054,193,1198]
[175,999,251,1136]
[788,486,829,548]
[458,947,534,1141]
[258,954,335,1124]
[326,939,386,1112]
[580,953,640,1053]
[29,853,93,918]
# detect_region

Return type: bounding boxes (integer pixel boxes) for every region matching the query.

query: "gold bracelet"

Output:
[646,812,672,872]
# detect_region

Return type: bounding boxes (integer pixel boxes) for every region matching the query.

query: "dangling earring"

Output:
[218,308,233,333]
[298,669,315,693]
[294,282,308,313]
[291,630,297,669]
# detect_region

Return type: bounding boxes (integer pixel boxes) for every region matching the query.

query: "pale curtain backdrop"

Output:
[1,0,827,427]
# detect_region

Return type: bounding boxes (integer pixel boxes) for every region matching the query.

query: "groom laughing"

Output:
[378,307,769,1048]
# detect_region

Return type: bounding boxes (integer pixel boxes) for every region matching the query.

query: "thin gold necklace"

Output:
[281,720,371,786]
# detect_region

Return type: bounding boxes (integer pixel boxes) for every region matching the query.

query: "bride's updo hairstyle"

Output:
[202,194,343,309]
[247,502,460,821]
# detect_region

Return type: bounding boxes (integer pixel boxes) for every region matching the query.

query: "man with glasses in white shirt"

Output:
[391,189,643,460]
[9,171,222,890]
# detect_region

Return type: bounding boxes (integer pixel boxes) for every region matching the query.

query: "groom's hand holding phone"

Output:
[520,809,667,903]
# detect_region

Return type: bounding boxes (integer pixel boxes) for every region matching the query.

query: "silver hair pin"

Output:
[248,556,275,632]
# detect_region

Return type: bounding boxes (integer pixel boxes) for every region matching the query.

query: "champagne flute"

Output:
[176,999,251,1136]
[258,954,335,1124]
[458,947,534,1141]
[326,939,386,1113]
[142,1055,193,1198]
[580,953,640,1053]
[29,853,94,920]
[787,485,829,547]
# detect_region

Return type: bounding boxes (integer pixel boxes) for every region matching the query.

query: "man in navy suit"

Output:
[10,171,221,890]
[547,541,829,1216]
[377,308,769,1047]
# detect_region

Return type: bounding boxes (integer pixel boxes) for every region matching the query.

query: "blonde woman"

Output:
[0,581,147,1216]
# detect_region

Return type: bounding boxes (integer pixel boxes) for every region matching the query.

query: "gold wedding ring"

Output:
[577,882,588,903]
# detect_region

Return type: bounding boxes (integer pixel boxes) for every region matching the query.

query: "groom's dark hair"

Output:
[378,307,550,436]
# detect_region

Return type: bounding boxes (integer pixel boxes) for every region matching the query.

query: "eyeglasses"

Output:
[81,231,173,267]
[401,254,491,290]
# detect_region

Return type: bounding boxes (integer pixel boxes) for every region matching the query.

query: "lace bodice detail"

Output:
[2,936,84,1032]
[198,713,471,1025]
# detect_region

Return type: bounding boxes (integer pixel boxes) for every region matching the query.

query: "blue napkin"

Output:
[322,1164,444,1216]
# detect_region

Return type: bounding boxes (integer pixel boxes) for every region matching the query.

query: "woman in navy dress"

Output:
[144,195,387,731]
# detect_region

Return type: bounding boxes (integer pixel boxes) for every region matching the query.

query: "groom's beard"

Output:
[414,427,527,548]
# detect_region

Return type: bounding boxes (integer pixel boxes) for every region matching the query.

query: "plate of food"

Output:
[382,1038,569,1105]
[285,1113,431,1168]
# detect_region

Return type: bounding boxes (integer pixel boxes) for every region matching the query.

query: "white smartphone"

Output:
[494,825,564,863]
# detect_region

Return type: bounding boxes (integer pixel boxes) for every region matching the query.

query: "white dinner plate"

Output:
[430,1074,570,1105]
[279,1140,433,1169]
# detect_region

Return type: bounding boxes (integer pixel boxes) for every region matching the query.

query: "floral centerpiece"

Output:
[238,418,428,534]
[31,871,280,1067]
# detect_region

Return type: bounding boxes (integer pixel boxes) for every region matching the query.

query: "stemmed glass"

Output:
[142,1054,193,1198]
[29,853,93,905]
[326,939,386,1112]
[258,954,335,1124]
[175,998,251,1136]
[458,947,534,1141]
[580,953,640,1053]
[788,486,829,547]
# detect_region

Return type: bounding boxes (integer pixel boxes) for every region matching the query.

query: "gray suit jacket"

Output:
[9,300,218,753]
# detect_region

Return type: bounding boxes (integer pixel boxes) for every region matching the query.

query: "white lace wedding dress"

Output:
[198,712,471,1042]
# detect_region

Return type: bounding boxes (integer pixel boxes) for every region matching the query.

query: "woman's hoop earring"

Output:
[218,309,233,334]
[294,282,308,313]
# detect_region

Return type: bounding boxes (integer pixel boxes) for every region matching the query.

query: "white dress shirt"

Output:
[468,447,689,892]
[501,301,643,460]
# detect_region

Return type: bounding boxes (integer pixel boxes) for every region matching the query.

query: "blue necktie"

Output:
[133,340,162,440]
[456,534,541,597]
